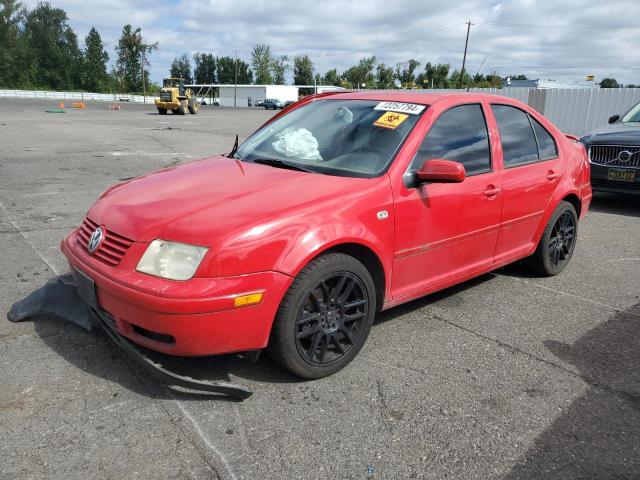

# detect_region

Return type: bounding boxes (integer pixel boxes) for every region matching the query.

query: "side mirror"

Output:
[415,159,466,185]
[608,114,620,124]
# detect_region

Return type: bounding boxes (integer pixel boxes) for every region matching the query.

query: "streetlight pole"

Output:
[234,51,238,108]
[141,52,146,103]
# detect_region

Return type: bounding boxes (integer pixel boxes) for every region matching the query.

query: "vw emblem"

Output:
[88,227,104,253]
[617,150,633,163]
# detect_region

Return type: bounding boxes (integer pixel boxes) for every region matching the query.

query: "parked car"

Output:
[581,100,640,195]
[62,92,591,382]
[255,99,264,107]
[284,100,296,108]
[264,98,284,109]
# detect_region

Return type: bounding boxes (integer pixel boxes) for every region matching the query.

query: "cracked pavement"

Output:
[1,98,639,479]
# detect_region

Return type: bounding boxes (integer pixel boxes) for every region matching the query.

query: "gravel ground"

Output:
[1,97,639,480]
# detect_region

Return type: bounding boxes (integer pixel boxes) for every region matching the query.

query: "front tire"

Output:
[188,101,198,114]
[174,102,186,115]
[268,253,376,379]
[157,108,167,115]
[527,201,578,276]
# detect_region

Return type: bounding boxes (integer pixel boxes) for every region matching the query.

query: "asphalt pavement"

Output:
[1,97,639,479]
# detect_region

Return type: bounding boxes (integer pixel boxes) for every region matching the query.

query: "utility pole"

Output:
[234,50,238,108]
[460,20,472,89]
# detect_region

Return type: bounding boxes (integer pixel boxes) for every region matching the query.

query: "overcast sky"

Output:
[23,0,640,86]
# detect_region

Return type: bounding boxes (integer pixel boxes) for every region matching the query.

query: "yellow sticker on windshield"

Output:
[374,111,409,129]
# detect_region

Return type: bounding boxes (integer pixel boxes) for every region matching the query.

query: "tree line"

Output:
[1,0,158,94]
[2,1,633,93]
[172,44,508,89]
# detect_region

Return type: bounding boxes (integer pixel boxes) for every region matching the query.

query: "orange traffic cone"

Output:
[58,101,65,109]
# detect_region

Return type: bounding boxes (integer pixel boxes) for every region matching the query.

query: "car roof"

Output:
[320,90,522,107]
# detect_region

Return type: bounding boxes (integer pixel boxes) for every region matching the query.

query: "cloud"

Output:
[22,0,640,85]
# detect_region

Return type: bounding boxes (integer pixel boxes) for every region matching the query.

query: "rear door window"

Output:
[492,104,539,167]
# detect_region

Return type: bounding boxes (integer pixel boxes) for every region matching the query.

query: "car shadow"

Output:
[31,316,295,402]
[504,302,640,479]
[589,192,640,218]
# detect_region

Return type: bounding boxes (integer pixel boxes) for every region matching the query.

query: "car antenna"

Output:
[228,134,239,158]
[467,56,487,92]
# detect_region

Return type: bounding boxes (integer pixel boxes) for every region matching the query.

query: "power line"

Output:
[477,21,640,29]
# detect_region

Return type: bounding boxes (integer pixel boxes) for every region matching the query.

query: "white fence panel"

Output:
[0,88,153,104]
[3,87,640,135]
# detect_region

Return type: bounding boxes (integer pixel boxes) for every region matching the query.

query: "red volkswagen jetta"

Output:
[61,92,592,379]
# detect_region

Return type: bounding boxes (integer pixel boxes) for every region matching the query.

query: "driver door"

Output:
[391,103,503,299]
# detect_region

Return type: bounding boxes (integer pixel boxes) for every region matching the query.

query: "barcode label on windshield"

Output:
[374,102,425,115]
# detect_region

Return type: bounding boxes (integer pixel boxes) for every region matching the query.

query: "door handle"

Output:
[483,186,501,197]
[546,170,559,180]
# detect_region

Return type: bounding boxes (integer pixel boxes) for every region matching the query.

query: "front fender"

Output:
[213,175,395,288]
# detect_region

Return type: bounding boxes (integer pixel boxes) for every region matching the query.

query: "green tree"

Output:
[271,55,289,85]
[321,68,340,86]
[343,56,376,88]
[449,68,473,88]
[376,63,395,89]
[395,59,421,88]
[21,2,82,89]
[416,62,451,89]
[0,0,23,87]
[170,53,191,82]
[293,55,314,85]
[193,52,216,83]
[251,44,273,84]
[215,56,252,84]
[599,78,620,88]
[114,24,157,93]
[82,27,109,91]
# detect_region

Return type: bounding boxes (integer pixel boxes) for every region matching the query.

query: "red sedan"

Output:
[61,92,592,379]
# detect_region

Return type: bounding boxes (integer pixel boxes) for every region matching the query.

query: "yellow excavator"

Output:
[155,78,198,115]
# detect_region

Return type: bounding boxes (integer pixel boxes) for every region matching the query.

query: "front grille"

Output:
[589,145,640,167]
[160,92,172,101]
[77,217,133,267]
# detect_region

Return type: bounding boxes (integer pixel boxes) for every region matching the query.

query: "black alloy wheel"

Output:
[527,200,578,276]
[548,210,576,269]
[269,253,376,379]
[295,272,369,366]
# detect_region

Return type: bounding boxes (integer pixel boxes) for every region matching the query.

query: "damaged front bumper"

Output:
[7,273,252,400]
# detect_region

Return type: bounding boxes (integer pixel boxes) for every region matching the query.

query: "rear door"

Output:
[489,104,564,262]
[391,102,503,298]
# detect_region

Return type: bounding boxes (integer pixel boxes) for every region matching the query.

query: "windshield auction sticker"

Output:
[374,102,425,115]
[374,111,409,129]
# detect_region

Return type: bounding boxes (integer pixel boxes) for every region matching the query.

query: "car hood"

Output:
[582,122,640,145]
[88,156,370,245]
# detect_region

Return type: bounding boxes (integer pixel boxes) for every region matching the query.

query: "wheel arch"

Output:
[561,192,582,218]
[289,241,387,312]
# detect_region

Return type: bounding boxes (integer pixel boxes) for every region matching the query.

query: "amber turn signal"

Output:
[233,292,263,308]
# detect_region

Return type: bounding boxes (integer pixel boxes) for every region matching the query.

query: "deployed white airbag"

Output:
[272,128,322,161]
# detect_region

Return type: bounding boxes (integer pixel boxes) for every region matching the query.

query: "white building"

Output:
[186,84,298,108]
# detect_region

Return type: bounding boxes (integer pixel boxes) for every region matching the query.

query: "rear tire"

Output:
[527,201,578,276]
[157,108,167,115]
[268,253,376,379]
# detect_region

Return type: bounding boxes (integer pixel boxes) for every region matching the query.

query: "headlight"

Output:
[136,240,208,280]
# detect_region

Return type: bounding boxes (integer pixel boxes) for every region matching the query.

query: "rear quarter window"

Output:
[530,117,558,159]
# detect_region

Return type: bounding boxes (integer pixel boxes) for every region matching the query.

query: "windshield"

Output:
[622,101,640,123]
[235,99,426,177]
